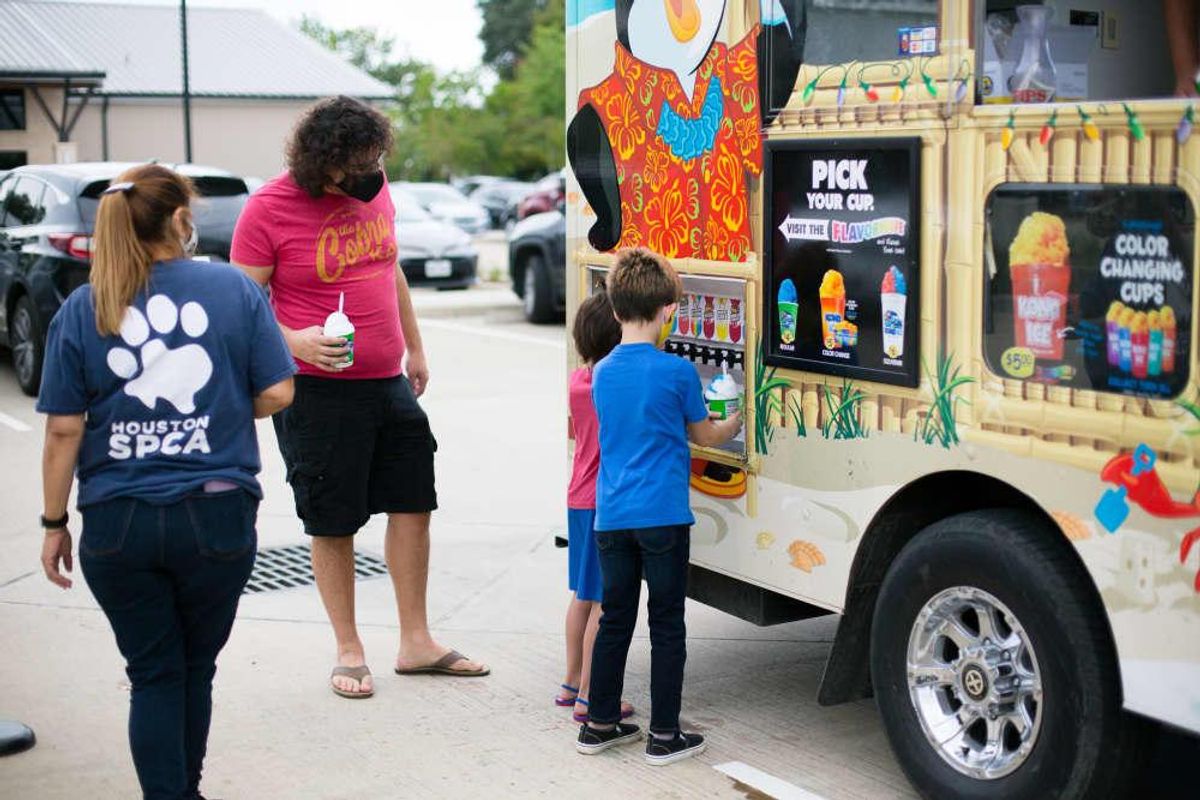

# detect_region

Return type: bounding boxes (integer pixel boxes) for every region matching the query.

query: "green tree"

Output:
[486,0,565,177]
[476,0,548,79]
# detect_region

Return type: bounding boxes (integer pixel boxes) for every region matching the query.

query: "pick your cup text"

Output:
[809,159,874,212]
[109,417,212,460]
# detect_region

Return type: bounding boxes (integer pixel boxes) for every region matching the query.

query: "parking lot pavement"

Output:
[474,230,509,283]
[1,303,1194,799]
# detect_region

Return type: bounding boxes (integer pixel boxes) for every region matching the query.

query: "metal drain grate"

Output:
[244,544,390,594]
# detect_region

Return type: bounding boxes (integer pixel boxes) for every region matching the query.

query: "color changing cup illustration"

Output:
[778,279,798,345]
[819,270,847,350]
[1106,301,1123,367]
[1117,306,1135,373]
[1162,305,1177,373]
[1009,212,1071,360]
[1148,310,1163,377]
[1130,311,1150,379]
[880,265,907,359]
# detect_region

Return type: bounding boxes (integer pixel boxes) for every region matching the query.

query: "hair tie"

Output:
[102,181,134,195]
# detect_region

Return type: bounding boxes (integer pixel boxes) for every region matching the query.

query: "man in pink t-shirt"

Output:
[233,96,488,698]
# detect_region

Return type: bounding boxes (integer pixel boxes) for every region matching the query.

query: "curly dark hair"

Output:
[286,96,394,197]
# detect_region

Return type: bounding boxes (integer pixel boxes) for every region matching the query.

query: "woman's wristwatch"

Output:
[40,512,69,531]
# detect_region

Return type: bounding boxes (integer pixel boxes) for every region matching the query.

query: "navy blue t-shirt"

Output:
[36,260,296,508]
[592,343,709,531]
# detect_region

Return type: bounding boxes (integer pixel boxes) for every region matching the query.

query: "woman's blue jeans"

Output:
[80,489,257,800]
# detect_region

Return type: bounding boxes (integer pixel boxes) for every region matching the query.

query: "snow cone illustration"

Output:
[777,278,798,345]
[819,269,847,350]
[1009,211,1071,360]
[880,265,907,359]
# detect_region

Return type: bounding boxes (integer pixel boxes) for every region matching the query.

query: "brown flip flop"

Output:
[330,665,374,698]
[393,649,490,677]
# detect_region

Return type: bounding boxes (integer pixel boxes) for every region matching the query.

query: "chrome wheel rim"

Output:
[523,263,537,316]
[12,306,35,385]
[907,586,1043,780]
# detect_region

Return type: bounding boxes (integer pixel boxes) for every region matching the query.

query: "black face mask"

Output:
[337,169,385,203]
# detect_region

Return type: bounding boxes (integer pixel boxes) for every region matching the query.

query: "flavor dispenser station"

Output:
[584,256,757,464]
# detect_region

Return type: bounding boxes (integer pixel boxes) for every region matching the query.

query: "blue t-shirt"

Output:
[36,260,296,508]
[592,343,708,531]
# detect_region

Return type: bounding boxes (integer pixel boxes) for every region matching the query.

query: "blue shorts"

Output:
[567,508,603,602]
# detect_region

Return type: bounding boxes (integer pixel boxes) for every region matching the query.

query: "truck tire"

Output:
[11,295,45,397]
[522,253,556,324]
[870,509,1145,800]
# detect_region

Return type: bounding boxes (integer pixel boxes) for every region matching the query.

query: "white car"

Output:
[399,181,491,235]
[391,186,478,289]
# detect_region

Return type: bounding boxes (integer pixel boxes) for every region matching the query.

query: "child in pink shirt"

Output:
[557,291,633,723]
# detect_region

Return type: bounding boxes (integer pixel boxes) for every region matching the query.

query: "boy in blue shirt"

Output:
[576,248,742,765]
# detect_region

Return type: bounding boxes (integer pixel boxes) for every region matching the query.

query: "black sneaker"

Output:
[645,731,707,765]
[575,722,642,755]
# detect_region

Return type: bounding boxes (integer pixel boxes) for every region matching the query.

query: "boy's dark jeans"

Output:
[588,525,690,734]
[80,490,257,800]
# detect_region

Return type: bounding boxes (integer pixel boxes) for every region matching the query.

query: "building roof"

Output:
[0,1,395,99]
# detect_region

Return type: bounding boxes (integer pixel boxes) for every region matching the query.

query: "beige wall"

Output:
[2,90,316,179]
[73,97,311,179]
[0,86,67,166]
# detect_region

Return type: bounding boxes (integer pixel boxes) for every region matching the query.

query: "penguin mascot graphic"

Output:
[568,0,806,262]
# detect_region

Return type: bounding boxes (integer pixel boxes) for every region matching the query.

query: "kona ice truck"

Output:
[564,1,1199,797]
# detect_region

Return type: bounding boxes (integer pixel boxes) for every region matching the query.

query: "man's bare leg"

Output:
[386,512,487,673]
[311,535,373,694]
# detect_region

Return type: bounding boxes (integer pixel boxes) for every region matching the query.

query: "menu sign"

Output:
[985,185,1194,399]
[764,138,921,387]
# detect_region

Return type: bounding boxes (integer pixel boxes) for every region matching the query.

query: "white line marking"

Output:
[421,318,565,350]
[714,762,830,800]
[0,410,31,432]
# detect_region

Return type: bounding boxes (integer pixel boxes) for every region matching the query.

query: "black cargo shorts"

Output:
[272,374,438,536]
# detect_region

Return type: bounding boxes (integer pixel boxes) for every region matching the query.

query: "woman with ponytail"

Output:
[35,164,296,800]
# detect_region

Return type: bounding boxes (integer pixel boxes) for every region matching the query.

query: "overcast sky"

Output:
[71,0,485,72]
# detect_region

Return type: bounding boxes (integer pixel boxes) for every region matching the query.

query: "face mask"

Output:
[337,169,385,203]
[182,221,199,258]
[657,309,675,348]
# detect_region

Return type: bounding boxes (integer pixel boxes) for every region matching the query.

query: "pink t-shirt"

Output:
[567,367,600,509]
[230,173,404,379]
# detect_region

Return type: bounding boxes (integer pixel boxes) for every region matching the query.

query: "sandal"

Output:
[394,649,490,677]
[572,697,635,723]
[555,683,580,707]
[330,665,374,699]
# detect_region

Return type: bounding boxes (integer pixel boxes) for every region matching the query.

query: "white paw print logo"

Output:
[106,295,214,414]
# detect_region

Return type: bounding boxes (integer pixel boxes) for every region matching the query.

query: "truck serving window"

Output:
[983,184,1194,399]
[802,0,938,66]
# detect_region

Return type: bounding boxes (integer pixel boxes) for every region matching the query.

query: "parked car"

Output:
[400,182,490,234]
[452,174,501,197]
[0,161,249,396]
[471,180,533,229]
[508,210,565,323]
[517,169,566,221]
[391,185,478,290]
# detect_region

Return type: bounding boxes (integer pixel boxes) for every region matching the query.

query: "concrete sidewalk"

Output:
[0,308,906,800]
